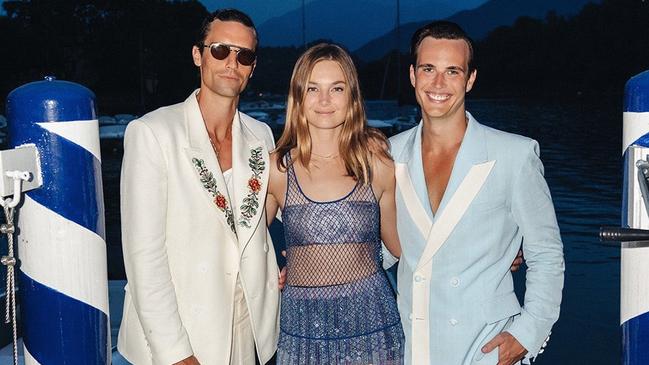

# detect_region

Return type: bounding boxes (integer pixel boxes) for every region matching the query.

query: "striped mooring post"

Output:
[5,77,109,364]
[621,70,649,365]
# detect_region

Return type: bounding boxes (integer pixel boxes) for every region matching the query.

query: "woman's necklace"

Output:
[311,151,339,159]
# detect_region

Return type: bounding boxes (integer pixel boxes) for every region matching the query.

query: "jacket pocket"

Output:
[482,292,521,324]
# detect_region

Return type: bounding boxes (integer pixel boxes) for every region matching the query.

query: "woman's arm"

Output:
[373,154,402,258]
[266,152,285,226]
[266,192,279,227]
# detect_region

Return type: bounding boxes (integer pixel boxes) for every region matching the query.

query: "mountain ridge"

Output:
[354,0,600,61]
[256,0,481,50]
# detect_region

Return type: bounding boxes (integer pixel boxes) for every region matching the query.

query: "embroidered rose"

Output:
[192,157,236,234]
[215,194,227,209]
[238,147,265,228]
[248,178,261,193]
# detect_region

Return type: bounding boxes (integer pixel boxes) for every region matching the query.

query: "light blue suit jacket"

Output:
[389,112,564,364]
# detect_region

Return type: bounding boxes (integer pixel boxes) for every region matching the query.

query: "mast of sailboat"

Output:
[396,0,401,102]
[302,0,306,49]
[379,0,401,100]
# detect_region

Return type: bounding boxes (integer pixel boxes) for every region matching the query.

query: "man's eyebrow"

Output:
[417,64,466,73]
[446,65,466,72]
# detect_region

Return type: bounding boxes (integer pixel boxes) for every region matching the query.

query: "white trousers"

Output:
[230,277,255,365]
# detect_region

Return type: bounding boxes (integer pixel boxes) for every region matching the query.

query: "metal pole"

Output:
[621,70,649,365]
[6,77,109,365]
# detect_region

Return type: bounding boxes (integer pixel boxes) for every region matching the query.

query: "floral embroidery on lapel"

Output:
[238,146,265,228]
[192,157,236,234]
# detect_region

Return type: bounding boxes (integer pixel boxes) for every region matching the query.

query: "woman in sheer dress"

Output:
[266,43,404,365]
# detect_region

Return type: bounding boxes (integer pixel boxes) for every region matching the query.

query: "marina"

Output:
[3,96,622,364]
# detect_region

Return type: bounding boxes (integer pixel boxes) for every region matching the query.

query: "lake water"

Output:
[1,97,624,363]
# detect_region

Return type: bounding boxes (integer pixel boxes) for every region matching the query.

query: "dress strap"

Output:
[284,154,305,207]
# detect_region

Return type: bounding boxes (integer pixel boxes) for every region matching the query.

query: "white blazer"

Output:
[117,91,280,365]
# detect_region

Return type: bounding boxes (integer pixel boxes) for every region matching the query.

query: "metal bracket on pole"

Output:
[0,143,42,365]
[0,144,42,199]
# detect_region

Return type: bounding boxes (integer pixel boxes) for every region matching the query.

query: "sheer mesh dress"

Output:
[277,157,404,364]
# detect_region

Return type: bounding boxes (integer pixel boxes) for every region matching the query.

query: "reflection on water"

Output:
[1,97,623,363]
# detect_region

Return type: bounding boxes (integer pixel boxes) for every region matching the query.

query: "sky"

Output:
[196,0,488,25]
[0,0,487,25]
[0,0,489,24]
[0,0,320,21]
[199,0,318,24]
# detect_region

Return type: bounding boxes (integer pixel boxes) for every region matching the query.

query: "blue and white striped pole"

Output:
[5,77,109,364]
[621,70,649,365]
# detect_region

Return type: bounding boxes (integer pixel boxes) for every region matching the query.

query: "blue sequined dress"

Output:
[277,158,404,364]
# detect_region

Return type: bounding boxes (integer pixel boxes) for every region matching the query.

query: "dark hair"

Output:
[410,20,475,72]
[196,9,258,50]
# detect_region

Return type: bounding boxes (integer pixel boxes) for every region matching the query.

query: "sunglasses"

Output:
[201,42,256,66]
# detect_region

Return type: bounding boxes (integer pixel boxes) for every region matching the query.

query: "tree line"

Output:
[0,0,647,115]
[360,0,649,103]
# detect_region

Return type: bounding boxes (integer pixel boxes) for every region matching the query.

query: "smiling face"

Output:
[303,60,350,132]
[192,19,256,100]
[410,37,477,124]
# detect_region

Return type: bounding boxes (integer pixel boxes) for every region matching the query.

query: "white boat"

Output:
[114,114,136,125]
[367,119,393,129]
[98,116,117,126]
[386,115,419,132]
[247,111,272,125]
[367,119,394,134]
[99,124,127,139]
[240,100,286,112]
[240,100,272,111]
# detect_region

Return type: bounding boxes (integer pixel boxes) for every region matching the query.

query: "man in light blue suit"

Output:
[389,21,564,364]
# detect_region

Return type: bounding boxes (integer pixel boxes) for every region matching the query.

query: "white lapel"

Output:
[231,112,270,253]
[393,123,434,237]
[183,91,237,240]
[397,114,492,250]
[394,163,432,238]
[415,160,495,270]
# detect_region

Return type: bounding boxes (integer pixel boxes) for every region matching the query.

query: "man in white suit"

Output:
[117,9,279,365]
[389,21,564,364]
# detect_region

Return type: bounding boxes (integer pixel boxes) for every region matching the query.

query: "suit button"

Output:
[449,319,458,326]
[408,314,413,321]
[264,243,269,252]
[414,274,423,282]
[450,277,460,287]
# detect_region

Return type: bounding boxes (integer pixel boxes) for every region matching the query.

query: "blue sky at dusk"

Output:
[198,0,488,24]
[0,0,489,23]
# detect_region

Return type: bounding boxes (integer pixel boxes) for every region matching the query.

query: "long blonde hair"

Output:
[275,43,390,184]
